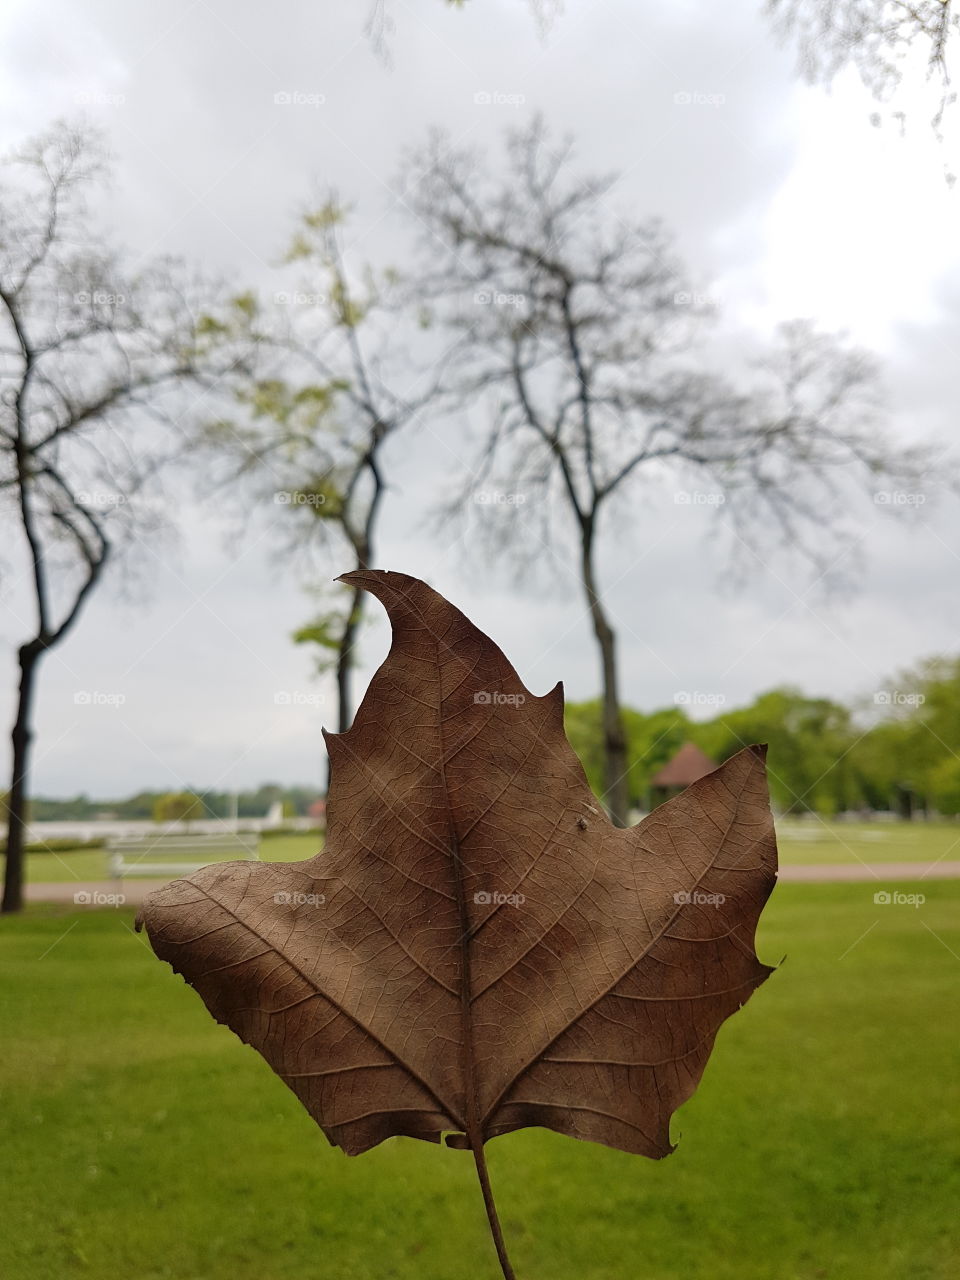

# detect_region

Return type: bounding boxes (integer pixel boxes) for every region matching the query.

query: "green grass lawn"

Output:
[22,821,960,886]
[24,832,324,884]
[772,819,960,865]
[1,881,958,1279]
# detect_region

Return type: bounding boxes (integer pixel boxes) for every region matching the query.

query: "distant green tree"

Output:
[897,656,960,756]
[928,757,960,816]
[856,655,960,814]
[847,720,915,812]
[152,792,205,827]
[695,688,858,815]
[116,792,162,820]
[564,700,690,809]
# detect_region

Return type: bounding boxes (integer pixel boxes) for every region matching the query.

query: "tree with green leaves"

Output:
[152,791,205,827]
[928,756,960,815]
[201,201,454,780]
[564,700,690,811]
[695,688,861,815]
[855,653,960,815]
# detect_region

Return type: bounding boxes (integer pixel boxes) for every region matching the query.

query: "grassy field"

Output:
[21,820,960,885]
[1,880,958,1279]
[24,832,325,884]
[772,820,960,865]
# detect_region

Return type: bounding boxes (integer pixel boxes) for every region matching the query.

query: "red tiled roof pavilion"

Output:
[649,742,717,789]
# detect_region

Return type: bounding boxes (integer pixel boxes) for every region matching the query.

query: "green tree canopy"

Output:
[152,792,205,825]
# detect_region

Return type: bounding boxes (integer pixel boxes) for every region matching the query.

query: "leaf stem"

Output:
[471,1138,517,1280]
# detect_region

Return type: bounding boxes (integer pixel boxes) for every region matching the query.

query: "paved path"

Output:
[27,879,163,906]
[779,860,960,882]
[24,860,960,905]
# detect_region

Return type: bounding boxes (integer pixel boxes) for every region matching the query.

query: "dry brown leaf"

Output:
[137,569,778,1279]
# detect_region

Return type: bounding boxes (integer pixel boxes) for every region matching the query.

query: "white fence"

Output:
[23,816,319,844]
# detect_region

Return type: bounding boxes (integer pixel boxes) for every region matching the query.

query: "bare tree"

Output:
[370,0,957,138]
[365,0,562,58]
[202,200,454,778]
[767,0,959,132]
[401,118,940,826]
[0,121,232,912]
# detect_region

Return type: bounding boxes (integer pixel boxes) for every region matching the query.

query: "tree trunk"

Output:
[327,453,383,792]
[2,644,41,914]
[579,521,630,827]
[326,567,368,794]
[337,583,364,736]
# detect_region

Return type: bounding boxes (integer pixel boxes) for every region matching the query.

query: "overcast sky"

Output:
[2,0,959,798]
